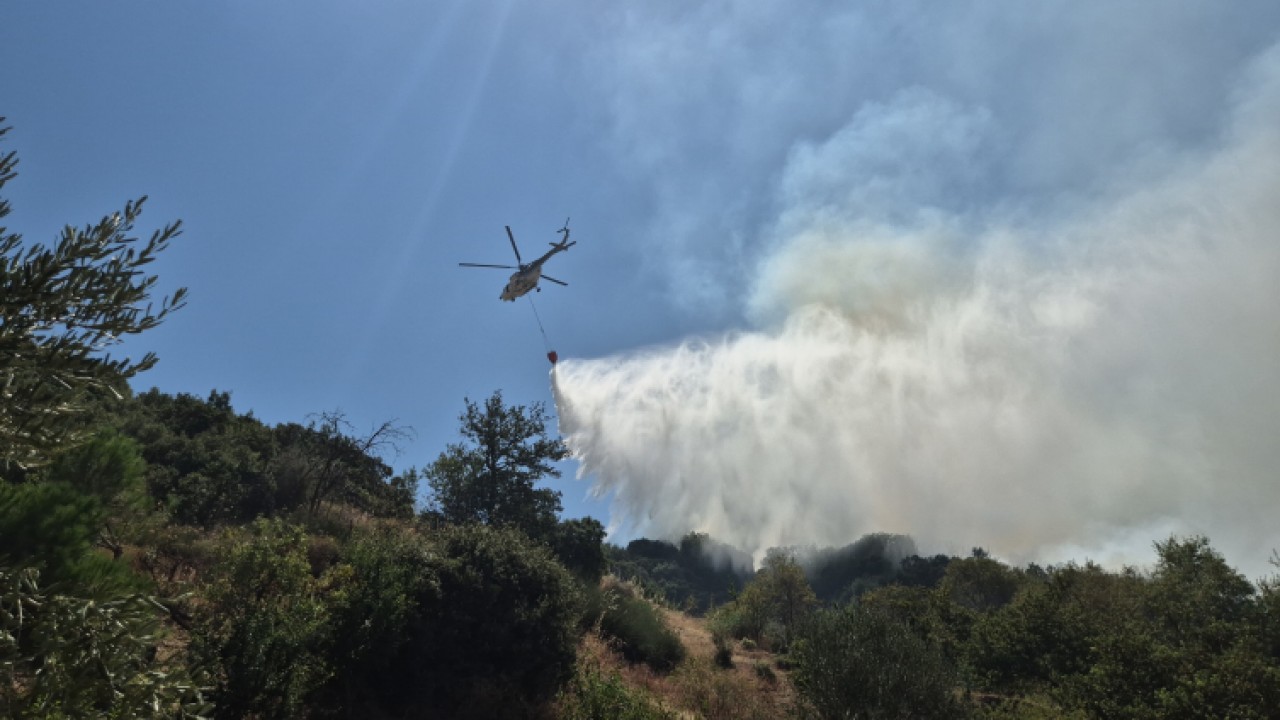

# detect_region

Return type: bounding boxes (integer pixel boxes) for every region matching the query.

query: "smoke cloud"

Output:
[555,29,1280,575]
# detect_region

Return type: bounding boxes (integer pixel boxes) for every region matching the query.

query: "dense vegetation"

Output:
[606,533,753,614]
[5,118,1280,718]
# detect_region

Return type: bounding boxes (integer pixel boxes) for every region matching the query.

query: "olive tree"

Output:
[0,119,186,471]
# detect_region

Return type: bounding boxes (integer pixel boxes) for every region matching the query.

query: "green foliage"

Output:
[121,389,278,525]
[0,566,211,719]
[802,534,917,603]
[609,533,752,614]
[897,553,953,588]
[709,550,817,651]
[557,663,675,720]
[939,555,1023,613]
[42,429,152,559]
[109,389,414,525]
[320,523,440,714]
[853,536,1280,718]
[43,429,147,505]
[552,516,609,583]
[964,578,1090,693]
[1055,536,1280,719]
[596,581,686,672]
[1146,535,1258,652]
[713,637,735,669]
[707,603,747,645]
[408,523,584,718]
[0,481,141,596]
[136,523,218,591]
[1259,556,1280,661]
[0,120,186,471]
[792,604,966,720]
[627,538,681,561]
[317,522,589,718]
[759,551,818,648]
[194,519,330,720]
[274,411,414,517]
[425,391,566,540]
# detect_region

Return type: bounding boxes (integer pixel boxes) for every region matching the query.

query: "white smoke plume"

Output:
[554,38,1280,575]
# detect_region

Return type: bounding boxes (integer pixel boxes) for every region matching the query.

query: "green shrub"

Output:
[598,582,686,672]
[410,524,584,718]
[193,519,330,720]
[557,664,675,720]
[704,552,816,651]
[707,604,748,645]
[320,524,440,714]
[793,604,965,719]
[0,481,142,596]
[0,566,211,718]
[552,517,609,583]
[714,638,735,669]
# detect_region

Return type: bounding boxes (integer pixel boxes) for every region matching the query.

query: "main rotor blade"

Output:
[505,226,523,265]
[541,275,568,286]
[459,263,516,269]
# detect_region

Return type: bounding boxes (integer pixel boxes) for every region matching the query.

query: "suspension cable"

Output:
[526,295,553,354]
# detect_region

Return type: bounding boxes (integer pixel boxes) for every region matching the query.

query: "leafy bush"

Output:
[609,534,751,614]
[0,480,142,595]
[193,519,330,720]
[597,580,686,672]
[320,523,441,714]
[714,637,735,669]
[552,516,609,582]
[792,604,965,720]
[705,551,817,651]
[707,603,744,644]
[0,566,210,718]
[557,664,675,720]
[1055,537,1280,718]
[409,523,584,718]
[137,522,218,590]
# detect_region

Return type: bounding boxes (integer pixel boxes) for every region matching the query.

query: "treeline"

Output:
[606,531,946,613]
[607,533,753,613]
[704,538,1280,718]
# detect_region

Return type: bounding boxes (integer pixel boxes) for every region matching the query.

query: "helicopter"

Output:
[459,219,576,301]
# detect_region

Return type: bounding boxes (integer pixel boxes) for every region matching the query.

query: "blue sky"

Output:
[2,1,670,524]
[5,2,1280,571]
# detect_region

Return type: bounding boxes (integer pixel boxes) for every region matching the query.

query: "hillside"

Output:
[559,590,798,720]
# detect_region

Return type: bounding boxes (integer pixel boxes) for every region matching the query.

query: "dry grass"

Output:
[567,601,798,719]
[660,608,797,719]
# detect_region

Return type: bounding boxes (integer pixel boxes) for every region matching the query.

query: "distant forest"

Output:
[5,122,1280,718]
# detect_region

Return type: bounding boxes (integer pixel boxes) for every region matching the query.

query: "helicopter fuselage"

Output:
[500,242,572,301]
[459,222,575,301]
[501,265,543,301]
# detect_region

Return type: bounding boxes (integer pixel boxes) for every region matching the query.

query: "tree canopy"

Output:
[0,119,187,472]
[425,390,567,540]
